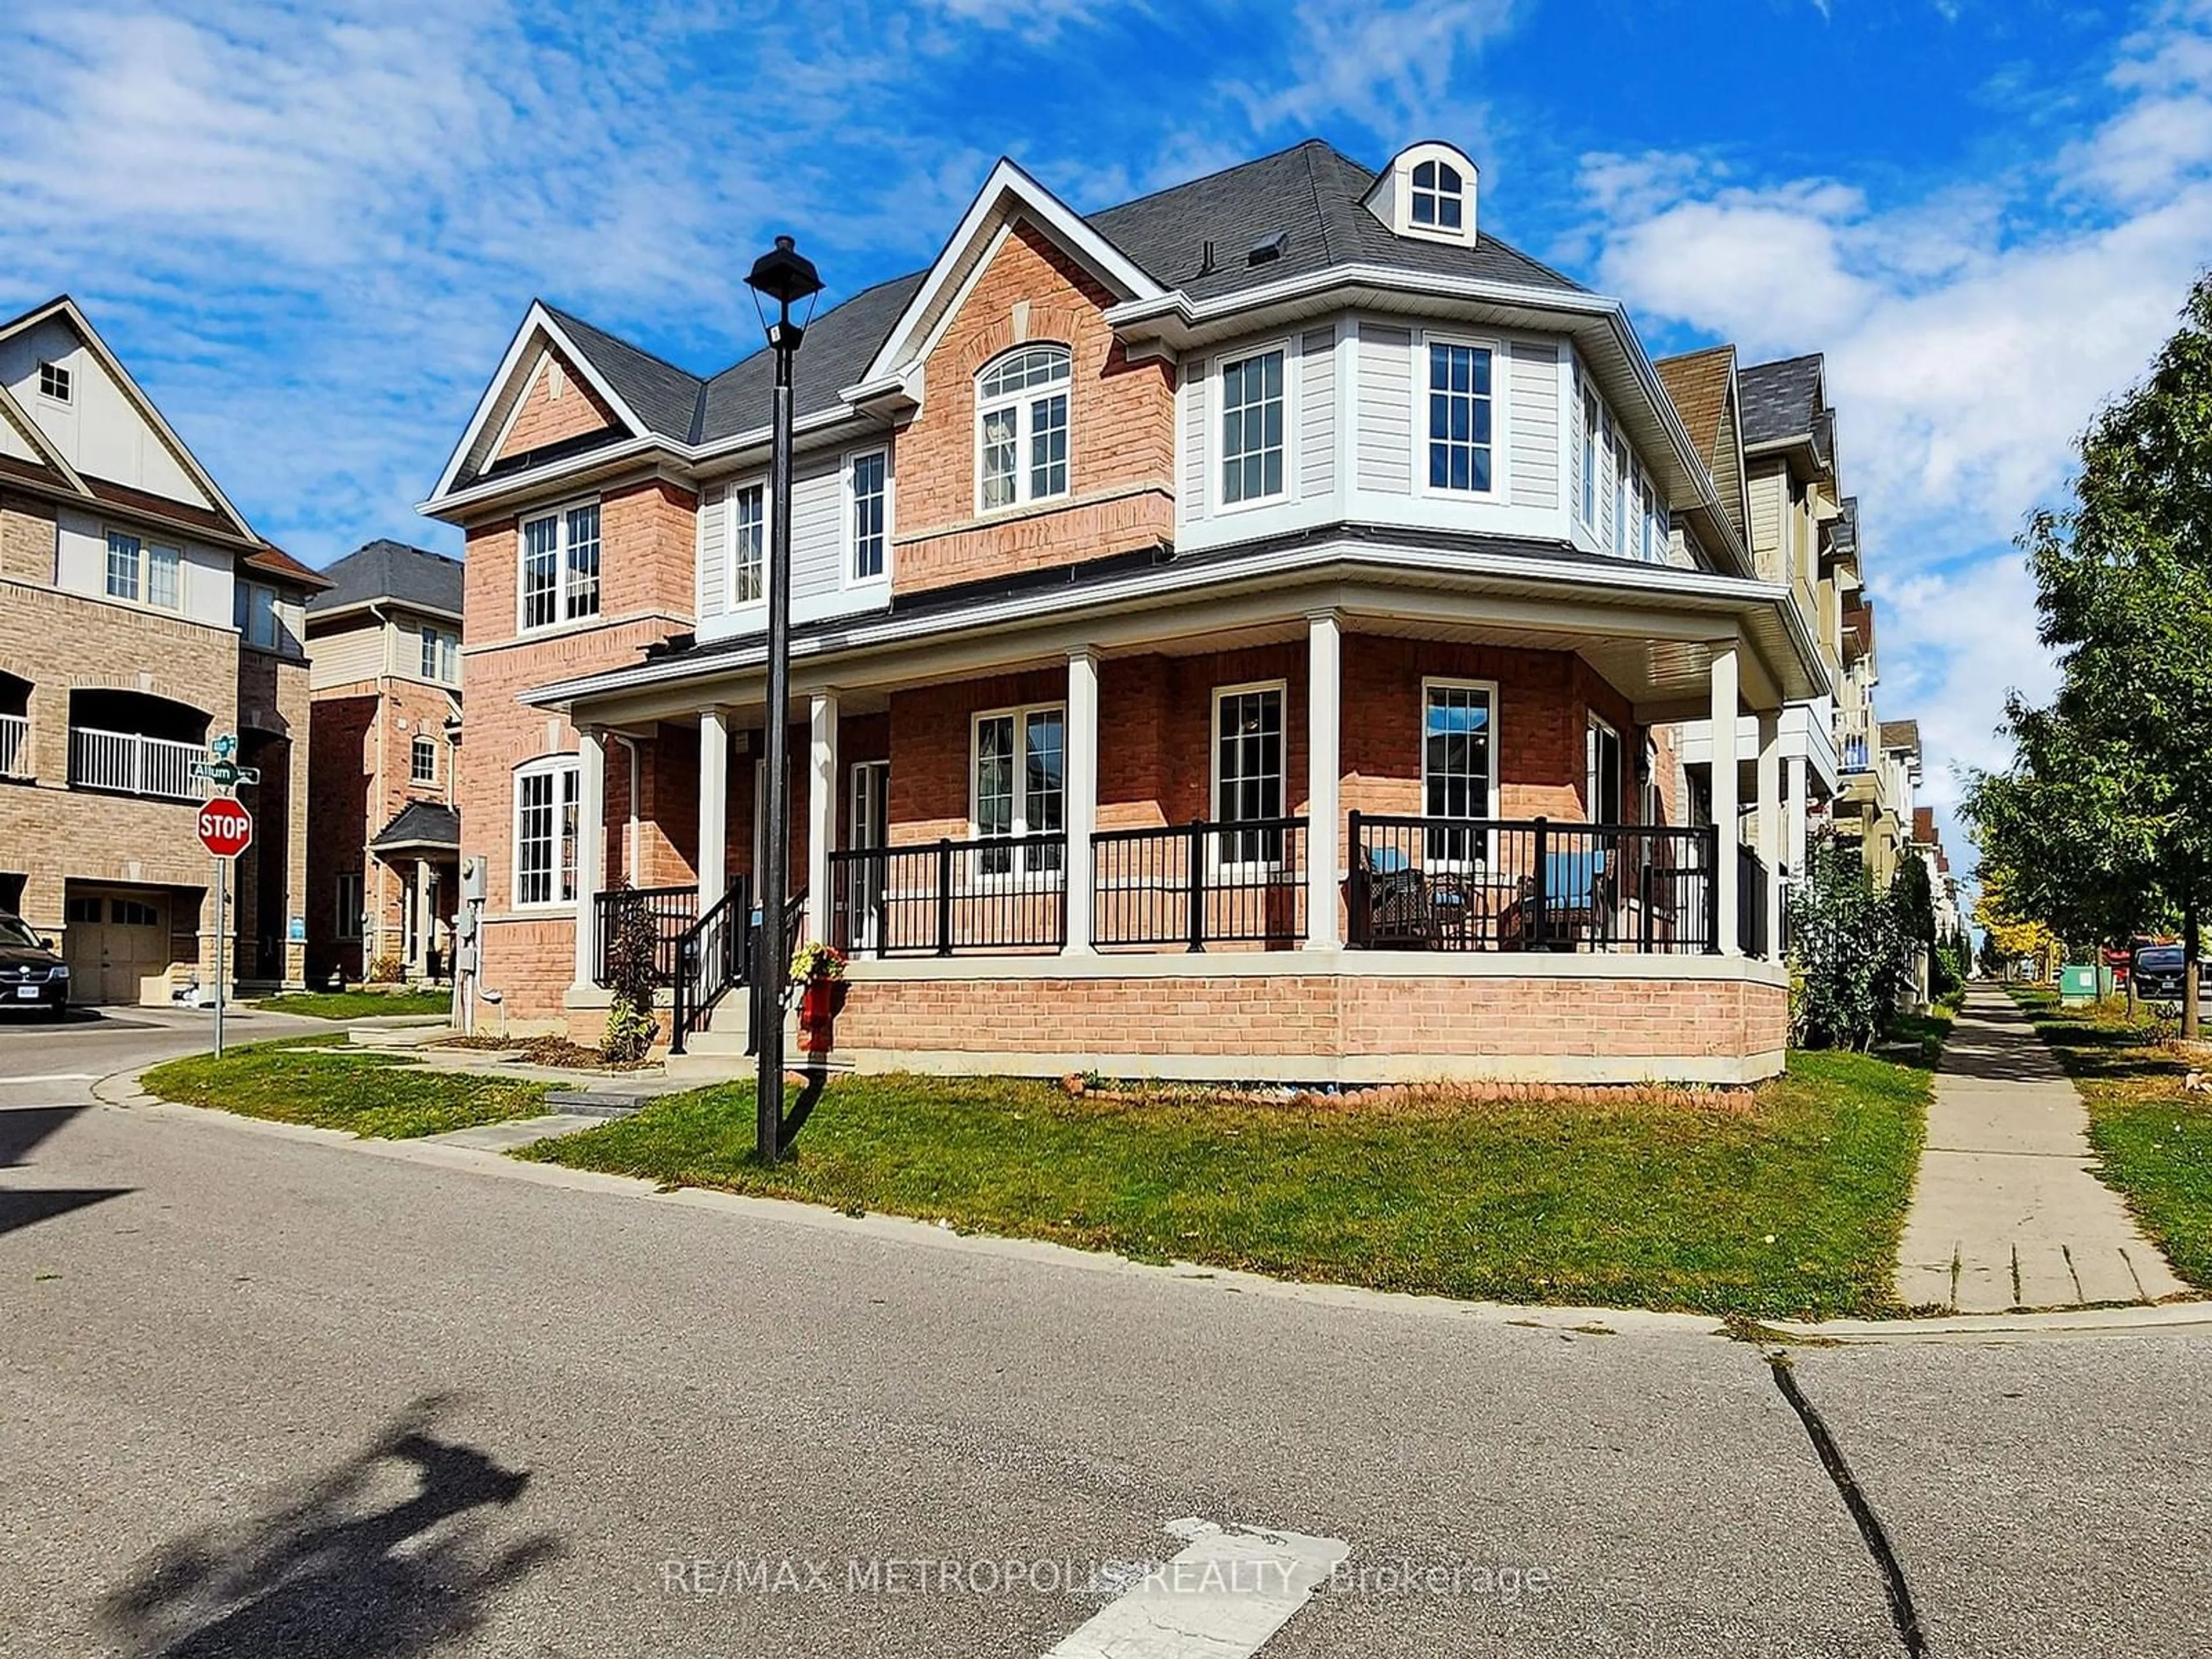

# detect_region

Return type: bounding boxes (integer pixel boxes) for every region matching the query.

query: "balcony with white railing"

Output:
[68,726,204,802]
[0,714,28,779]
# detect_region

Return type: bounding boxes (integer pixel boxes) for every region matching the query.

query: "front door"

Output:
[847,761,890,951]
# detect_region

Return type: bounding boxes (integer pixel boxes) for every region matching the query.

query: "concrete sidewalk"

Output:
[1897,988,2187,1312]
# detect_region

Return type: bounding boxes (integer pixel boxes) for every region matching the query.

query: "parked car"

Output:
[2131,944,2211,1002]
[0,912,69,1017]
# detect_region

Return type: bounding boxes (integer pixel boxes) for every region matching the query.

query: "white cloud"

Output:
[1227,0,1518,136]
[1575,2,2212,878]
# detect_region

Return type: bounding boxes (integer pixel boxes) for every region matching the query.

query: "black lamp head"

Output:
[745,235,823,316]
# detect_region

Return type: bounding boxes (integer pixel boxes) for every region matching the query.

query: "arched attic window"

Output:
[976,343,1071,512]
[1410,158,1464,231]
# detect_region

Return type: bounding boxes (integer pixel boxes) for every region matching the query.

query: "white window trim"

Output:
[1392,142,1478,246]
[967,702,1067,885]
[1414,329,1508,504]
[724,476,770,615]
[842,445,893,591]
[849,758,889,851]
[411,734,440,786]
[1207,677,1289,873]
[1214,340,1295,515]
[1579,376,1601,532]
[512,755,582,911]
[37,360,71,404]
[1586,713,1625,827]
[514,495,603,636]
[1419,676,1501,872]
[99,527,187,614]
[973,344,1074,517]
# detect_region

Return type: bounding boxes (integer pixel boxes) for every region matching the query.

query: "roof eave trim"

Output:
[426,302,652,506]
[851,157,1169,390]
[520,534,1804,709]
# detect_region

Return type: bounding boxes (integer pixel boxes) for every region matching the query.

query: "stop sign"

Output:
[198,800,254,859]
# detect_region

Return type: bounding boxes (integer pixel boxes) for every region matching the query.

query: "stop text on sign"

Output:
[198,801,255,858]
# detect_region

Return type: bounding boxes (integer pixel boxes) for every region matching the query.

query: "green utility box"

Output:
[2059,964,2109,1004]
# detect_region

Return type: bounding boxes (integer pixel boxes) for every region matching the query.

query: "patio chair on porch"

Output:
[1501,847,1613,951]
[1356,846,1473,949]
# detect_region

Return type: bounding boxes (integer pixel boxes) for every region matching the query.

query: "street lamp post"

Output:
[743,234,823,1164]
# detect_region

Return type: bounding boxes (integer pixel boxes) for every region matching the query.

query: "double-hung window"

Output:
[1581,383,1600,528]
[1587,716,1625,826]
[976,345,1070,512]
[1426,339,1495,495]
[1219,349,1286,506]
[514,759,581,907]
[234,580,283,650]
[411,735,438,785]
[972,705,1064,878]
[1213,682,1285,866]
[730,483,765,604]
[1422,680,1497,866]
[335,871,363,941]
[419,626,458,682]
[519,501,600,630]
[848,450,888,582]
[104,531,140,601]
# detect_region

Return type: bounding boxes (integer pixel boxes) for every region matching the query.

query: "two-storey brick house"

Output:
[426,141,1829,1084]
[304,539,464,986]
[0,296,324,1003]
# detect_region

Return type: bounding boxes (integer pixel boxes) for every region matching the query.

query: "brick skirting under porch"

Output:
[815,953,1790,1086]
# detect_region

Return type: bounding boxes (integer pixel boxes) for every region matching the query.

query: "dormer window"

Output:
[1365,141,1479,245]
[1410,160,1464,231]
[37,361,70,403]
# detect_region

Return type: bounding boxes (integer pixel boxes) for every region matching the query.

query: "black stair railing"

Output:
[669,874,752,1056]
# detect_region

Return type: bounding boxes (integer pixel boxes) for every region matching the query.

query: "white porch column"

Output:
[413,858,433,979]
[806,691,839,943]
[1785,752,1809,884]
[1710,645,1741,955]
[573,725,607,989]
[1306,610,1342,949]
[1756,710,1783,960]
[698,707,729,910]
[1065,650,1100,953]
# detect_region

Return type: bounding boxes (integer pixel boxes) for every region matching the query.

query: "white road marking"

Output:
[0,1074,99,1085]
[1044,1517,1349,1658]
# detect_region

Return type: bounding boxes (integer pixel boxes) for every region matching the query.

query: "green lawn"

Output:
[2012,987,2212,1289]
[249,989,453,1019]
[518,1043,1940,1319]
[142,1036,552,1139]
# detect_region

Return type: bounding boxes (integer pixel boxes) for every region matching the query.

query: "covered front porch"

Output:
[548,552,1815,1082]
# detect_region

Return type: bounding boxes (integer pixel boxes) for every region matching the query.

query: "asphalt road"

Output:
[2,1011,2208,1658]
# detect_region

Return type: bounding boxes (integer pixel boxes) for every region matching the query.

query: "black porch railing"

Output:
[669,875,752,1055]
[1347,813,1721,953]
[828,835,1067,958]
[1092,817,1307,949]
[592,884,700,987]
[1738,844,1771,960]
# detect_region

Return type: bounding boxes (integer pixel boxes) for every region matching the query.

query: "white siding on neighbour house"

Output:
[0,316,216,513]
[1595,424,1616,554]
[697,480,727,620]
[1299,327,1335,499]
[1566,362,1586,533]
[1355,323,1413,495]
[1180,358,1209,521]
[789,450,844,594]
[1748,468,1786,576]
[306,618,388,691]
[1507,339,1557,510]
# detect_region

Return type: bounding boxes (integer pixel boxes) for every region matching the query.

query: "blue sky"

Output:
[6,0,2211,875]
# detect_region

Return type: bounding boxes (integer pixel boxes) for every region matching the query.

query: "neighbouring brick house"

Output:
[423,140,1840,1084]
[304,539,463,986]
[0,296,325,1003]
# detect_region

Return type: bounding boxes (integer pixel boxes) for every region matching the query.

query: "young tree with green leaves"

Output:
[1965,271,2212,1035]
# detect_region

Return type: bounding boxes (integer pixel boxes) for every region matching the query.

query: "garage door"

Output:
[63,889,173,1006]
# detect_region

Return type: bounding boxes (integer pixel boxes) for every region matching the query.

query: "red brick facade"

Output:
[494,346,620,463]
[892,221,1175,595]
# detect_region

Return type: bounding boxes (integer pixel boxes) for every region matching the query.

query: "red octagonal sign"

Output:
[198,800,254,859]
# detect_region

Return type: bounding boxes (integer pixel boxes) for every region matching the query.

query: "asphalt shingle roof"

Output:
[1653,346,1734,477]
[370,800,460,852]
[1738,354,1825,450]
[309,538,464,617]
[1880,719,1921,755]
[519,140,1585,468]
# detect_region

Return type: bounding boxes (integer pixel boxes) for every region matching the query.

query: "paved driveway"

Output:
[1,1017,2209,1656]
